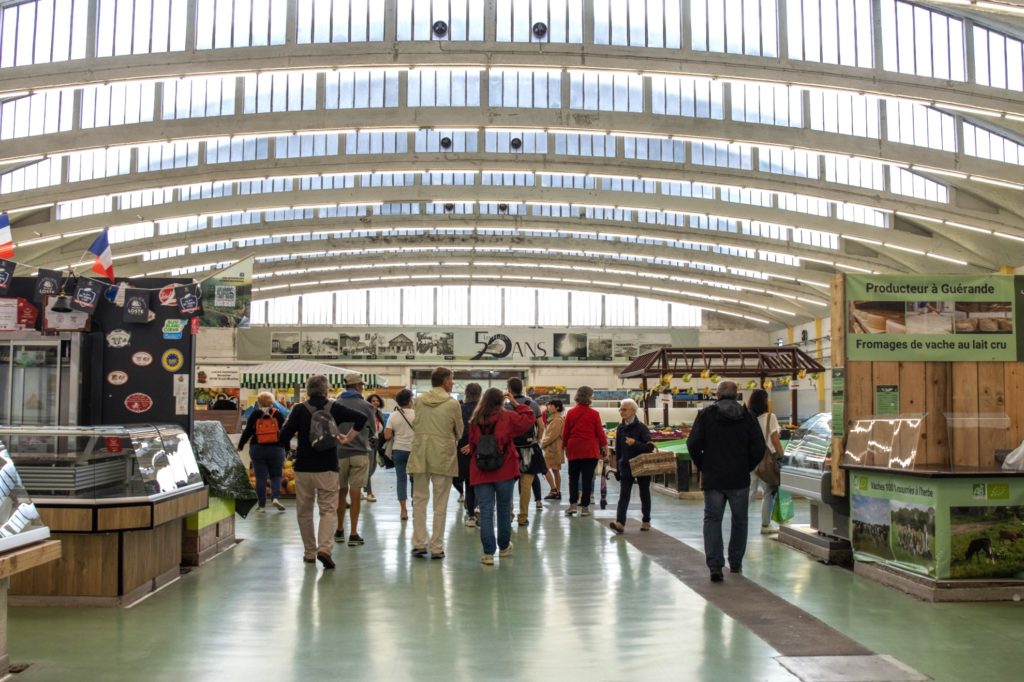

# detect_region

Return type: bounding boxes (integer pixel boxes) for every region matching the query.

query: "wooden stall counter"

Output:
[10,488,208,608]
[0,540,61,678]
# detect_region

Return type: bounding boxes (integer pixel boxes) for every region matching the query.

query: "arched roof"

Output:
[2,0,1024,326]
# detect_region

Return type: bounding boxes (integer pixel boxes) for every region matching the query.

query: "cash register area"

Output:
[7,483,1022,682]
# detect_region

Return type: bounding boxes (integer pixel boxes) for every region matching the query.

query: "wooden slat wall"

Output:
[834,275,1016,480]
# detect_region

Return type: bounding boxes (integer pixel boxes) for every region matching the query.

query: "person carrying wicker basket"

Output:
[609,399,656,534]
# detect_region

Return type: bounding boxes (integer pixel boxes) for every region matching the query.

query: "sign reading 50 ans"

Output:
[846,275,1023,361]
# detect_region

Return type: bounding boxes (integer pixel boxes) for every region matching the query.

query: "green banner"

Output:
[831,368,845,438]
[850,470,1024,579]
[846,275,1020,361]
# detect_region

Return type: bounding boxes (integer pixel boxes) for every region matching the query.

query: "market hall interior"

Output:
[2,0,1024,681]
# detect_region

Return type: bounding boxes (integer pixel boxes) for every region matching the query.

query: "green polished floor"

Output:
[9,479,1024,681]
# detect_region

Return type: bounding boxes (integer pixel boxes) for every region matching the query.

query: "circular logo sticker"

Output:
[124,393,153,414]
[107,370,128,386]
[161,349,184,372]
[131,352,153,367]
[106,329,131,348]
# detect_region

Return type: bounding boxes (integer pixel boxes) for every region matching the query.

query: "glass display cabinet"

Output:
[2,425,208,607]
[0,332,90,427]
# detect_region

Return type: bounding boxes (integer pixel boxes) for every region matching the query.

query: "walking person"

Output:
[562,386,606,517]
[457,383,482,528]
[364,393,388,503]
[277,375,367,569]
[334,374,377,547]
[465,388,537,565]
[238,391,288,512]
[383,389,415,522]
[541,400,565,500]
[747,389,785,534]
[507,378,545,526]
[609,399,655,534]
[687,380,766,582]
[409,367,464,559]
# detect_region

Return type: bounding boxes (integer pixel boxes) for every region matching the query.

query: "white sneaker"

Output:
[255,507,266,514]
[464,516,477,528]
[365,493,377,502]
[271,499,286,511]
[499,542,514,557]
[566,505,578,516]
[458,495,465,504]
[580,506,591,517]
[481,554,494,566]
[760,525,777,535]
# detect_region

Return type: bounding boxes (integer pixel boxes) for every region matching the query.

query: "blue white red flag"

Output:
[87,229,115,282]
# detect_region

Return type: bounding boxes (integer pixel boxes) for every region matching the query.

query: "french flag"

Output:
[0,213,12,258]
[87,229,116,283]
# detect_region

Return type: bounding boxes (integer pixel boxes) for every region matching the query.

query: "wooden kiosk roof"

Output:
[618,347,827,380]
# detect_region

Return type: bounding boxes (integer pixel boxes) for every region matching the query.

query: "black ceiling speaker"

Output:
[498,203,509,212]
[440,136,452,149]
[432,20,448,37]
[532,22,548,38]
[444,202,455,212]
[510,137,522,150]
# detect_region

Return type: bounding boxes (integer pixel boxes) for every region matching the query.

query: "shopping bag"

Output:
[772,490,794,524]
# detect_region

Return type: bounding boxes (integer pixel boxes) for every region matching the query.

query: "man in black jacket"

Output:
[278,375,368,570]
[687,380,766,582]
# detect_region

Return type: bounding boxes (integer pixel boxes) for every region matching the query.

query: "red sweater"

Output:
[562,404,606,461]
[468,403,536,485]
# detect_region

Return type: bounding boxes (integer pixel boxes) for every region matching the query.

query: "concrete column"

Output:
[484,0,496,43]
[776,0,789,61]
[185,0,198,52]
[85,0,98,58]
[964,19,977,84]
[285,0,298,45]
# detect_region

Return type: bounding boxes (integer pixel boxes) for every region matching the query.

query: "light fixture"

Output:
[440,136,452,149]
[510,137,523,150]
[532,22,548,38]
[50,274,75,314]
[432,20,448,37]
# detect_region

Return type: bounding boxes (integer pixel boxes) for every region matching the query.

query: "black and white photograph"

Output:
[270,332,300,355]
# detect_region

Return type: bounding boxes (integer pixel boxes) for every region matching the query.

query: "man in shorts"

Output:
[335,373,377,546]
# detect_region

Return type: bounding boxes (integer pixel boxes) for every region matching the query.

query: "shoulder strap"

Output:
[397,407,414,430]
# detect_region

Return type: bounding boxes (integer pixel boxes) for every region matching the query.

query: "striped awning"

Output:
[240,360,386,390]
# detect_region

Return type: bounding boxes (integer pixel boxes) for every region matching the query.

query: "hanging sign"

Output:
[847,275,1021,361]
[71,278,104,314]
[175,283,202,316]
[0,259,14,293]
[122,289,151,323]
[33,268,62,303]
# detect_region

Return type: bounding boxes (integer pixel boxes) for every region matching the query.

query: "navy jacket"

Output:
[686,399,765,490]
[614,419,656,474]
[457,400,477,450]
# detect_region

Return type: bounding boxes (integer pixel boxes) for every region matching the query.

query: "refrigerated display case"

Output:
[0,446,50,554]
[2,424,208,606]
[0,332,90,427]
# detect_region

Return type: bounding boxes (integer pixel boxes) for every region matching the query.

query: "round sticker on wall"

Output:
[124,393,153,414]
[161,349,184,372]
[131,352,153,367]
[107,371,129,386]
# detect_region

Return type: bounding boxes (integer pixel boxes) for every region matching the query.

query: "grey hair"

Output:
[306,374,329,398]
[256,391,275,406]
[717,380,738,399]
[619,398,640,412]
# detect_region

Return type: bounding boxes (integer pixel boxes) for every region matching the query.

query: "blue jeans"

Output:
[250,444,285,507]
[475,479,515,556]
[392,450,410,501]
[703,487,750,571]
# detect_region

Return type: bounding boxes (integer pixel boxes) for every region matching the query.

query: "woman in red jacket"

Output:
[561,385,607,517]
[466,387,536,565]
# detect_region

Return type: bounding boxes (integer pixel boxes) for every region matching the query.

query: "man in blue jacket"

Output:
[687,380,766,582]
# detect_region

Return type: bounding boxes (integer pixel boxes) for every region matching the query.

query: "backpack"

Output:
[475,422,503,472]
[512,396,539,447]
[254,408,280,444]
[304,400,341,452]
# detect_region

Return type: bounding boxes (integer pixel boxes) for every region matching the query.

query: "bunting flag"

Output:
[87,229,115,282]
[33,268,62,303]
[0,259,14,293]
[0,213,12,259]
[70,277,104,314]
[122,288,151,323]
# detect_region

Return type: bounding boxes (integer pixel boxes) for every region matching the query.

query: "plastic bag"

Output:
[772,490,794,524]
[1003,439,1024,471]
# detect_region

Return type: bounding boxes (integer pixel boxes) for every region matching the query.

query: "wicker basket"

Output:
[627,450,678,477]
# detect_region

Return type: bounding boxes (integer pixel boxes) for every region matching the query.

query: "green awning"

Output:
[240,360,386,390]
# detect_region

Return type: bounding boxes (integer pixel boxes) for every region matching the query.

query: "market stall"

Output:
[618,347,824,495]
[824,273,1024,601]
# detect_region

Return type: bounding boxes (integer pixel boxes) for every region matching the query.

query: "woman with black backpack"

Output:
[463,388,536,566]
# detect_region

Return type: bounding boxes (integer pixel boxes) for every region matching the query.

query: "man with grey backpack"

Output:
[278,375,368,570]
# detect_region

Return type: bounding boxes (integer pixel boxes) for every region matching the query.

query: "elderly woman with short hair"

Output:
[238,391,288,512]
[609,398,656,534]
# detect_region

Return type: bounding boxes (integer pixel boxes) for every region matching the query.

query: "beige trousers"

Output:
[412,473,453,555]
[518,473,536,523]
[295,471,339,558]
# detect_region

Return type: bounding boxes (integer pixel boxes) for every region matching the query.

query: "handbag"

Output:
[755,414,781,487]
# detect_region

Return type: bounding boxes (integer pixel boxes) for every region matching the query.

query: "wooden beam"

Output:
[830,273,846,496]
